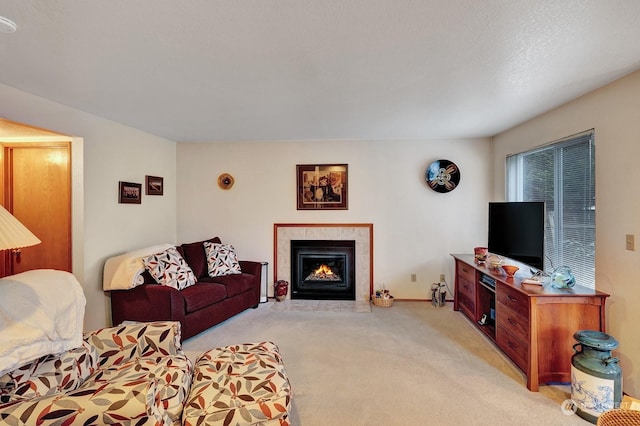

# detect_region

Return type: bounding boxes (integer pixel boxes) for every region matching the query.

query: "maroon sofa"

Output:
[110,237,262,340]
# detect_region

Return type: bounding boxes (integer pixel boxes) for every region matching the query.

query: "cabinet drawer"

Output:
[497,304,529,341]
[457,275,476,300]
[457,262,476,283]
[497,324,528,371]
[496,284,528,316]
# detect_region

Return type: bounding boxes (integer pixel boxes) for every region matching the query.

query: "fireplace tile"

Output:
[274,225,372,301]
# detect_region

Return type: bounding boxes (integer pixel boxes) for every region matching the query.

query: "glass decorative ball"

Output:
[551,266,576,289]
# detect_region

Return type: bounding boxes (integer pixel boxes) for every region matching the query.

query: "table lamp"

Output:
[0,205,41,251]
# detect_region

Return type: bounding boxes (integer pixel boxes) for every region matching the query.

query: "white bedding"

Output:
[0,269,86,376]
[102,243,173,291]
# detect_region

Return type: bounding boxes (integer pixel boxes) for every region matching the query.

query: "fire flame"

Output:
[314,264,334,275]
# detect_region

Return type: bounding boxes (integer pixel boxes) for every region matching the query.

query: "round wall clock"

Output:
[217,173,235,190]
[426,159,460,193]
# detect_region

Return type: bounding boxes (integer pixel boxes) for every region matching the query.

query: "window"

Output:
[506,130,595,289]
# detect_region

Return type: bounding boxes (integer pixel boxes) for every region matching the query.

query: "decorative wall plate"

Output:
[426,159,460,193]
[217,173,235,190]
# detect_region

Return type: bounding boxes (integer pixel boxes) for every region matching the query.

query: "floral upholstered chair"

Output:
[1,270,291,426]
[0,321,192,425]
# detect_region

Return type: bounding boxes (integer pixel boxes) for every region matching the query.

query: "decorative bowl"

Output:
[487,254,503,269]
[501,265,519,277]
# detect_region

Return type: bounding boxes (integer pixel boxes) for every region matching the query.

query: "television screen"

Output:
[488,202,545,270]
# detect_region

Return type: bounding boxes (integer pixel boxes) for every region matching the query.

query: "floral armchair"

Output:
[0,321,192,426]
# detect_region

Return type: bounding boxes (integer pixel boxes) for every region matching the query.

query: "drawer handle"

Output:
[507,341,518,350]
[507,295,518,303]
[507,317,516,326]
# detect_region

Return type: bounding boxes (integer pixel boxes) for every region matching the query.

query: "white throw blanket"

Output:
[0,269,86,376]
[102,243,173,291]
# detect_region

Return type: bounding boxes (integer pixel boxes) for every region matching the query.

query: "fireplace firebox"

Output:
[291,240,355,300]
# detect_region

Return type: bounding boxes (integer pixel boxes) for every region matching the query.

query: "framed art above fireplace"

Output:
[296,164,348,210]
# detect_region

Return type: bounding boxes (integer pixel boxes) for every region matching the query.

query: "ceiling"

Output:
[2,1,640,143]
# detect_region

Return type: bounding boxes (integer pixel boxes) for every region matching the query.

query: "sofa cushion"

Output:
[204,242,242,278]
[179,237,222,279]
[84,321,184,369]
[0,341,97,403]
[89,354,192,424]
[0,376,168,425]
[205,273,256,298]
[181,283,228,313]
[143,246,197,290]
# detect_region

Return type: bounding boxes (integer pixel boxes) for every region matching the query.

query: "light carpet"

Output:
[182,301,585,426]
[270,299,372,313]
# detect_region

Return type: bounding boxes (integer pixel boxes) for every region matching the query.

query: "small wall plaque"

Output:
[218,173,235,190]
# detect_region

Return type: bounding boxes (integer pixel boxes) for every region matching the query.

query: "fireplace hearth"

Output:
[291,240,355,300]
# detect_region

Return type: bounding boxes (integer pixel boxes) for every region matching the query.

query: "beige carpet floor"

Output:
[270,299,372,313]
[182,301,588,425]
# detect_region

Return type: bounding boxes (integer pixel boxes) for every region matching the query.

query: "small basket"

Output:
[371,295,394,307]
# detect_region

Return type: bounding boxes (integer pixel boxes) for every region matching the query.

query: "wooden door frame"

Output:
[1,141,72,275]
[0,120,84,291]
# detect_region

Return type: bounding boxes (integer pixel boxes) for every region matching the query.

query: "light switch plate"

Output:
[626,234,635,251]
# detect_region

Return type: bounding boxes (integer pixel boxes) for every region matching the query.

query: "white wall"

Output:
[0,83,178,331]
[2,80,492,327]
[177,138,491,300]
[493,70,640,397]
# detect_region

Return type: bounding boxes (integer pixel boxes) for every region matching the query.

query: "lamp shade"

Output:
[0,205,41,250]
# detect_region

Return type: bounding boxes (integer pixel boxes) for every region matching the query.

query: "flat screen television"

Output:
[488,201,545,270]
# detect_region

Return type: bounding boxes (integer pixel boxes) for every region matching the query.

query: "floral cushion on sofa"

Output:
[90,355,192,424]
[142,246,197,290]
[0,377,167,425]
[84,321,192,424]
[84,321,184,367]
[0,341,97,403]
[204,242,242,278]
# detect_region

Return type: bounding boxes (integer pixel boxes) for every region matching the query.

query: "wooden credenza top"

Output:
[451,254,609,298]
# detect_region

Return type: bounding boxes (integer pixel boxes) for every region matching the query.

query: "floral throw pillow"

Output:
[204,242,242,278]
[142,246,197,290]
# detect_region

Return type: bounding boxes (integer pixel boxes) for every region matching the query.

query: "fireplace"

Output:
[291,240,355,300]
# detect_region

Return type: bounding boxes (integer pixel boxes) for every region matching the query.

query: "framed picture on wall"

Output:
[119,181,142,204]
[296,164,348,210]
[146,175,164,195]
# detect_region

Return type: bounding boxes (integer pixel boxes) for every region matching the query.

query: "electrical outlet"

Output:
[439,273,445,282]
[626,234,635,251]
[410,273,417,282]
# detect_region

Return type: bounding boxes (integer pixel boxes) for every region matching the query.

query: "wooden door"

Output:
[3,143,72,274]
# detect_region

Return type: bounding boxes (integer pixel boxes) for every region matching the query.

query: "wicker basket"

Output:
[596,409,640,426]
[371,296,394,307]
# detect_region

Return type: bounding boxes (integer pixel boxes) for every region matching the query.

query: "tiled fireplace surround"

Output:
[274,224,373,301]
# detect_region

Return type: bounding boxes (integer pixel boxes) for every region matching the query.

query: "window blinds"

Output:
[506,130,595,289]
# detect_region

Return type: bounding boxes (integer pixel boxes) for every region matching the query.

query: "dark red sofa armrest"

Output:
[111,284,186,326]
[239,260,263,277]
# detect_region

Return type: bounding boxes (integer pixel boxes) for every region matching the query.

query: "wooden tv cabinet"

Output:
[451,254,609,391]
